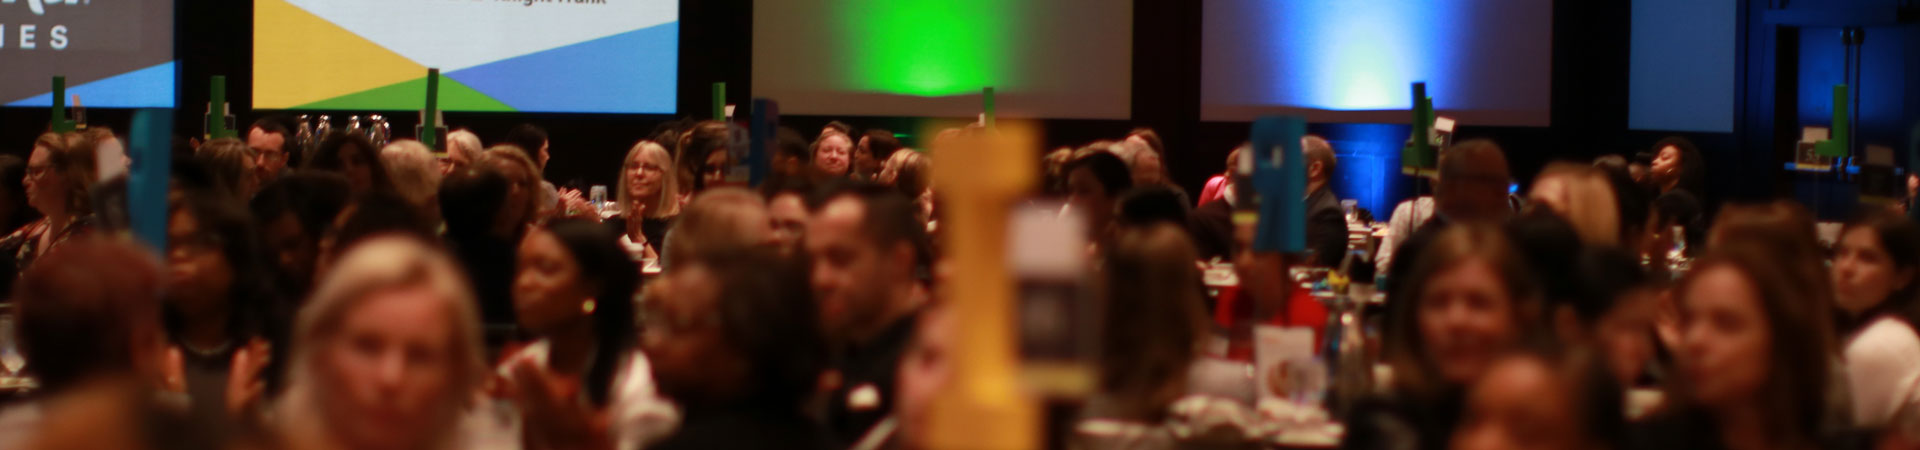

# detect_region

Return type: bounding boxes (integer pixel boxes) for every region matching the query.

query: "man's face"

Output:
[804,197,903,339]
[249,127,289,181]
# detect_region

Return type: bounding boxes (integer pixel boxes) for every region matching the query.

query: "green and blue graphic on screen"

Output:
[254,0,677,114]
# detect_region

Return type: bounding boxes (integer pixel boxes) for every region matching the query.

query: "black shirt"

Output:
[826,314,919,446]
[648,406,834,450]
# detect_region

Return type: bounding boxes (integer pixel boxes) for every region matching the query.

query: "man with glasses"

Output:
[247,117,295,183]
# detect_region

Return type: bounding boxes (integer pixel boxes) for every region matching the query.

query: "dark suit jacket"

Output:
[1306,187,1350,268]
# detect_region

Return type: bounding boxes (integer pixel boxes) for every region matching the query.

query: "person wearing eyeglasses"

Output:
[1,132,98,277]
[161,185,282,439]
[606,140,682,265]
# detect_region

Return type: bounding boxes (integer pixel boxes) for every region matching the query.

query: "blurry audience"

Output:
[8,110,1910,450]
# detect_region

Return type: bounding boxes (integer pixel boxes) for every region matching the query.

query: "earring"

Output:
[582,299,597,314]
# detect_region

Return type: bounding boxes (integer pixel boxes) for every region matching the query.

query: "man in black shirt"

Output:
[803,183,931,446]
[1302,136,1350,268]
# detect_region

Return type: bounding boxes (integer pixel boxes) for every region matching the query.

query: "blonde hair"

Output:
[380,139,443,209]
[277,235,484,450]
[1529,163,1620,247]
[663,187,771,266]
[616,140,681,219]
[446,129,483,162]
[478,145,544,227]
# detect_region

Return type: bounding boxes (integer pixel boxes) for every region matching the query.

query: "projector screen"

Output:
[753,0,1132,120]
[1201,0,1552,126]
[254,0,677,114]
[2,0,175,108]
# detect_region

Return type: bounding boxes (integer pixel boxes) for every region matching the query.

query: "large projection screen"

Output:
[753,0,1133,120]
[254,0,677,114]
[1201,0,1552,126]
[2,0,175,108]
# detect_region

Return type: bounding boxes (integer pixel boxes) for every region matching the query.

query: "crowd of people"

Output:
[0,114,1917,450]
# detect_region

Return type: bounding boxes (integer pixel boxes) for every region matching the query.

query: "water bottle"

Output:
[589,185,608,213]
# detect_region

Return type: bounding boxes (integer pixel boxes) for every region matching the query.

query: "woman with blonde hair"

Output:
[1528,162,1621,247]
[608,140,681,263]
[2,132,98,273]
[662,187,773,269]
[271,235,487,450]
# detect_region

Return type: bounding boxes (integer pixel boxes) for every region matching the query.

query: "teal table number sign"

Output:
[1250,115,1307,253]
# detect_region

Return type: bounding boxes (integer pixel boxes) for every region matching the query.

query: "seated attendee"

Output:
[1527,162,1621,247]
[764,127,812,191]
[805,183,931,444]
[194,138,260,202]
[1374,195,1435,274]
[440,166,524,343]
[162,188,283,438]
[1197,147,1239,207]
[503,123,551,171]
[855,129,902,181]
[478,146,544,233]
[663,187,774,269]
[1302,136,1350,267]
[443,129,484,175]
[502,219,676,449]
[1642,190,1703,265]
[378,139,443,226]
[1065,151,1134,241]
[1647,137,1705,197]
[270,236,488,450]
[1,239,172,449]
[1043,147,1075,196]
[2,132,98,274]
[1829,210,1920,431]
[877,150,933,225]
[1632,243,1840,450]
[249,172,351,303]
[1383,139,1514,300]
[607,140,681,264]
[763,179,813,255]
[812,130,854,182]
[675,121,733,200]
[1127,127,1166,158]
[642,248,833,450]
[1565,248,1662,391]
[1126,143,1167,188]
[1451,349,1625,450]
[304,131,392,196]
[318,192,437,272]
[1074,224,1212,448]
[1346,226,1542,450]
[248,117,295,182]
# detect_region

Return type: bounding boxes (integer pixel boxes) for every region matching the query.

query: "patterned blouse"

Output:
[0,217,94,275]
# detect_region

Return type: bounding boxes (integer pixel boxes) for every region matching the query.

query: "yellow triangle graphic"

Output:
[253,0,428,108]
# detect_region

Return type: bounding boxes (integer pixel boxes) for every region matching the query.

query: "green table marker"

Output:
[1815,84,1849,158]
[983,87,995,128]
[49,76,75,133]
[712,82,726,121]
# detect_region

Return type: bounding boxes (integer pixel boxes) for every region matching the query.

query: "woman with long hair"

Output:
[500,219,676,449]
[304,131,392,196]
[2,132,97,274]
[1830,210,1920,431]
[161,186,284,435]
[608,140,681,264]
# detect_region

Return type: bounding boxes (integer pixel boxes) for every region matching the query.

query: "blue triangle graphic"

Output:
[8,61,177,108]
[444,22,677,114]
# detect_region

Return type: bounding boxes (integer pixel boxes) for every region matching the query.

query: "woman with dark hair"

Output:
[1345,225,1543,450]
[162,187,282,436]
[500,219,675,449]
[1829,210,1920,430]
[249,172,352,302]
[304,131,392,196]
[1065,151,1134,239]
[675,121,732,200]
[1633,243,1840,450]
[1648,137,1704,196]
[440,165,522,344]
[642,247,832,449]
[2,132,97,278]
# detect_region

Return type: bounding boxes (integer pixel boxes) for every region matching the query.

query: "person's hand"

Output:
[509,361,610,450]
[225,338,272,419]
[558,189,597,221]
[160,347,187,393]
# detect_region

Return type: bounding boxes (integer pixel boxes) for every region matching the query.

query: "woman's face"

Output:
[25,145,69,215]
[1651,146,1681,187]
[164,208,235,318]
[702,149,729,188]
[1595,289,1658,385]
[854,137,878,175]
[1452,356,1585,450]
[490,159,534,231]
[1417,259,1521,385]
[642,264,746,404]
[318,286,461,450]
[768,193,809,253]
[339,144,374,194]
[1831,227,1911,315]
[813,135,851,177]
[1677,265,1771,410]
[514,230,592,335]
[1067,167,1113,235]
[626,149,667,203]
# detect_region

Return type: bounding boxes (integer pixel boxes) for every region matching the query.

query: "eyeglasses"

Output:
[24,165,49,180]
[626,162,665,174]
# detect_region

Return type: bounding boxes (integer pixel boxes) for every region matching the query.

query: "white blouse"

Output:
[1842,317,1920,429]
[496,340,680,450]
